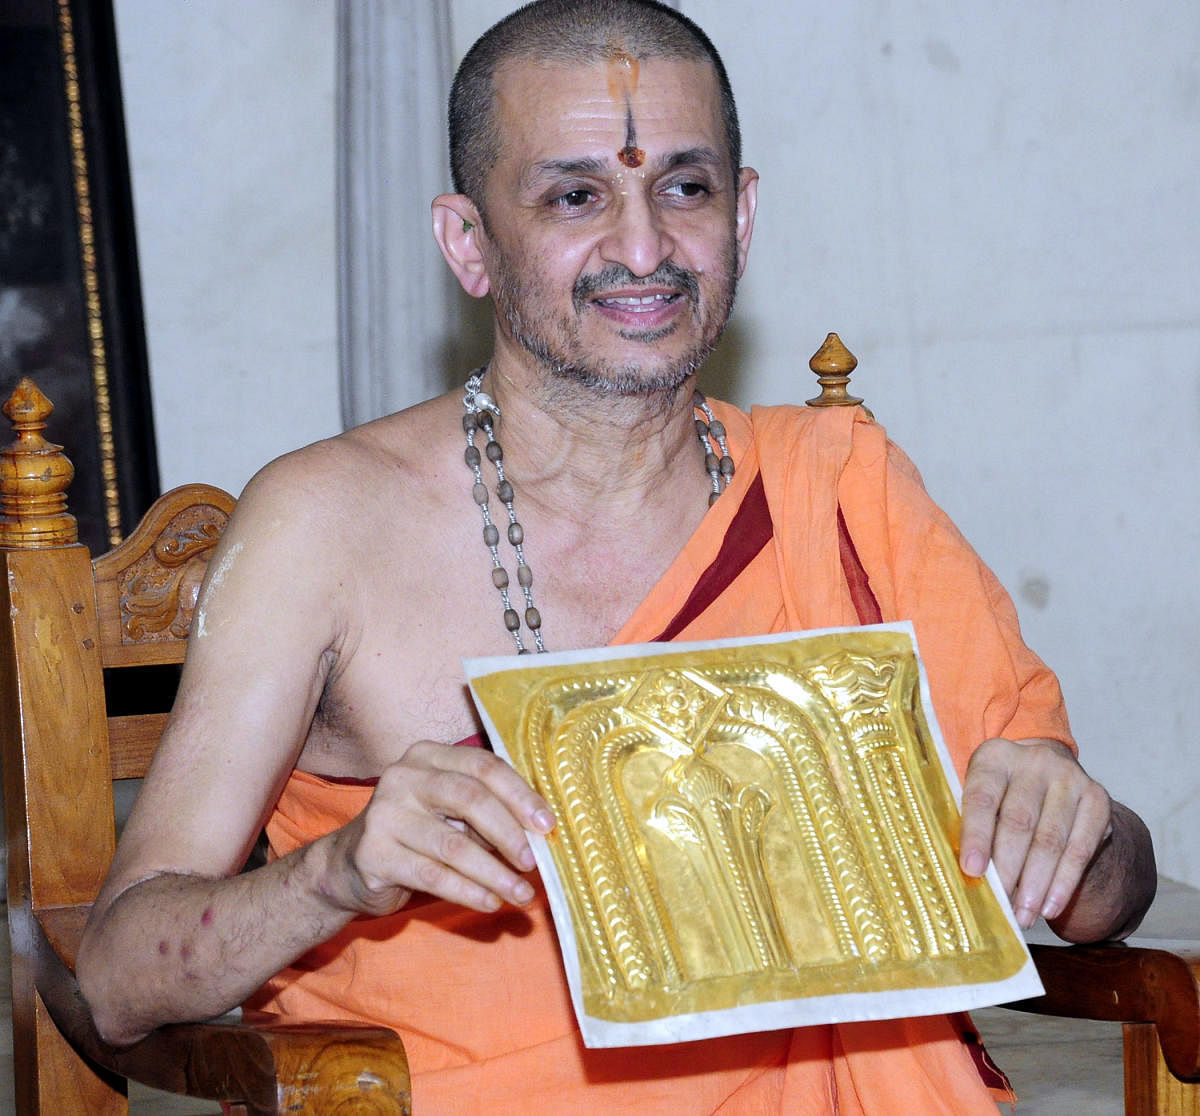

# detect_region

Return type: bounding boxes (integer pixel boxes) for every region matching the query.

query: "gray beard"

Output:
[500,261,736,402]
[520,329,706,400]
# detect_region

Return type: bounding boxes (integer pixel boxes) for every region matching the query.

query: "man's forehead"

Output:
[492,52,717,99]
[489,55,724,163]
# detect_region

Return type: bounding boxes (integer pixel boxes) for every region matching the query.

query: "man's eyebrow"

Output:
[523,156,608,188]
[522,146,726,189]
[658,146,725,172]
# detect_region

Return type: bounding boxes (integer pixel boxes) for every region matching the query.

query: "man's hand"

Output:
[959,737,1113,931]
[319,741,556,918]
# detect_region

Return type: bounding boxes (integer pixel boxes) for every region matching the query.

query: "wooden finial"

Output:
[806,332,864,409]
[0,378,78,548]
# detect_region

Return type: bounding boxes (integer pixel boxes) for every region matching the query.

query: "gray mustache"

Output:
[573,264,700,310]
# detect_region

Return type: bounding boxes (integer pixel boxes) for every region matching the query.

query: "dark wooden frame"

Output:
[0,0,158,554]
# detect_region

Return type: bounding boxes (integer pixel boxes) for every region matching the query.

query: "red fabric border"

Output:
[651,473,774,642]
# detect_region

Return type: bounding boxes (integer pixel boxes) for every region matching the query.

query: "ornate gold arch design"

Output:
[471,628,1026,1027]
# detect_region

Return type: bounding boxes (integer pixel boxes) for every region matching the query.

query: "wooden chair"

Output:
[1017,938,1200,1114]
[2,354,1197,1115]
[0,378,411,1114]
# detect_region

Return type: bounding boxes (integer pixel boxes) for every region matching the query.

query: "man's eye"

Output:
[552,189,595,208]
[664,181,709,199]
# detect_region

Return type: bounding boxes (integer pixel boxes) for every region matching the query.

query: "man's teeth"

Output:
[600,293,675,306]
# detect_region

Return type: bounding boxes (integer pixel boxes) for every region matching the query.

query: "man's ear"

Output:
[733,167,759,278]
[432,194,490,298]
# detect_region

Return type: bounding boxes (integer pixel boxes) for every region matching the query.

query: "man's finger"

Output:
[409,741,555,835]
[401,846,513,913]
[1038,782,1112,922]
[958,741,1012,878]
[989,766,1054,909]
[1007,783,1075,928]
[380,747,549,873]
[359,808,535,909]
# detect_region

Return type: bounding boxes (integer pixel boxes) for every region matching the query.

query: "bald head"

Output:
[449,0,742,213]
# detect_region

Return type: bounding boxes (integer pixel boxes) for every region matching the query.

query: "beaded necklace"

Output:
[462,368,733,653]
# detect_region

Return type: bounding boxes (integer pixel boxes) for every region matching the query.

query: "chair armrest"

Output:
[30,907,411,1114]
[1011,940,1200,1081]
[104,1015,411,1115]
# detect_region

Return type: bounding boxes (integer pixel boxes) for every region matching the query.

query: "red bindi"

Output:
[618,145,645,168]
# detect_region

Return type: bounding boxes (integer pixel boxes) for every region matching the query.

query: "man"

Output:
[77,1,1155,1111]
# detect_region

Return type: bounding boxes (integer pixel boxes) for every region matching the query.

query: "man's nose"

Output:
[597,192,676,278]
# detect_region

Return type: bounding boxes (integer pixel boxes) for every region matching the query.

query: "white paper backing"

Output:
[466,621,1044,1048]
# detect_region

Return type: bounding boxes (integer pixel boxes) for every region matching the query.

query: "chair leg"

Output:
[1124,1022,1200,1116]
[29,991,128,1116]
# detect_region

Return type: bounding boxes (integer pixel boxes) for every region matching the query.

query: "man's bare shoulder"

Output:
[236,391,462,536]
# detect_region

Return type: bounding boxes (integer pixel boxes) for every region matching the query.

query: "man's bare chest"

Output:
[296,623,492,777]
[292,507,695,778]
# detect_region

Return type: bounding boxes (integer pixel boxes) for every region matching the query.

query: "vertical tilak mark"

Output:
[618,96,645,168]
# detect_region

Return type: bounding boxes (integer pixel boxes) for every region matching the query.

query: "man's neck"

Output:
[477,356,714,530]
[448,353,733,653]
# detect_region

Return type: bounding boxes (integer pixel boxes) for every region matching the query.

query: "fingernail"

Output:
[519,844,536,871]
[513,880,534,904]
[533,809,556,833]
[962,851,986,877]
[1041,896,1062,920]
[1016,906,1036,929]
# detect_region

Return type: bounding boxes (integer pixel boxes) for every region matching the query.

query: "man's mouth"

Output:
[573,264,700,317]
[593,292,682,310]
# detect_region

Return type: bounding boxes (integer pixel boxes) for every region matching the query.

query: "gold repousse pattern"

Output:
[472,630,1026,1024]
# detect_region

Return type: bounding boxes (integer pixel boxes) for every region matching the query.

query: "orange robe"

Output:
[247,403,1072,1113]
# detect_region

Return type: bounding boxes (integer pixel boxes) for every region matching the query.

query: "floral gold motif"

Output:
[470,629,1027,1027]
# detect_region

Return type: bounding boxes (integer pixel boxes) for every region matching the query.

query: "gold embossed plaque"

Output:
[466,624,1042,1047]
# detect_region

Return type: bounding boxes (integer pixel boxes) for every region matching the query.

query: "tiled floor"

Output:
[1,879,1192,1113]
[974,1006,1124,1114]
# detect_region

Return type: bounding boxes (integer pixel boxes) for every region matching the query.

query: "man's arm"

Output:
[77,453,552,1046]
[79,740,551,1045]
[958,736,1156,943]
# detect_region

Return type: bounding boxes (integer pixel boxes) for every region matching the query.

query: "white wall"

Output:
[115,1,1200,889]
[113,0,340,499]
[702,0,1200,889]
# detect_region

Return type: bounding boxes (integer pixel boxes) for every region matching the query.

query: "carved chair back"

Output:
[0,379,231,1111]
[0,378,410,1114]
